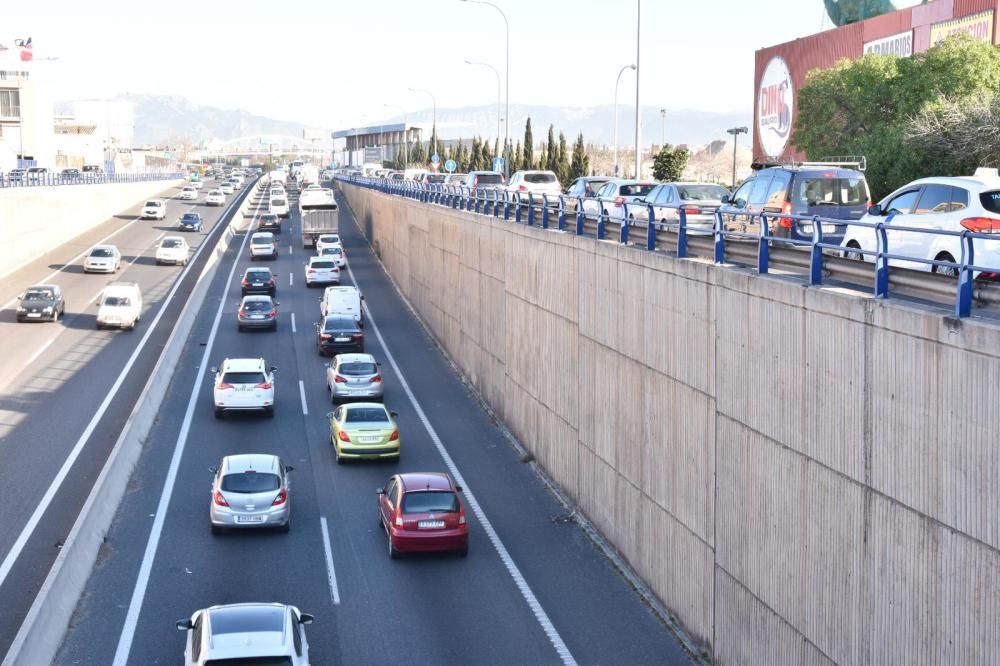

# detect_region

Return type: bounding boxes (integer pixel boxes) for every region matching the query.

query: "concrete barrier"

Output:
[338,181,1000,665]
[1,181,263,666]
[0,179,183,282]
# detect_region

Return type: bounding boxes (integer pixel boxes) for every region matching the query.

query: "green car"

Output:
[328,403,400,463]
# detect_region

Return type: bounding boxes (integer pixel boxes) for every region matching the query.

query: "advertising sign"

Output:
[757,56,794,158]
[864,30,913,57]
[931,11,994,46]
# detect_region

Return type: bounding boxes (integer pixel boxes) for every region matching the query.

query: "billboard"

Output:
[757,56,793,159]
[864,30,913,57]
[931,10,994,47]
[363,147,382,164]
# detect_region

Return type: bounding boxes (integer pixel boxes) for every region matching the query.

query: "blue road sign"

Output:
[431,153,441,164]
[492,156,505,173]
[444,159,457,173]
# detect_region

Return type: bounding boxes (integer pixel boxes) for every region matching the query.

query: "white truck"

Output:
[299,187,339,249]
[268,170,287,186]
[299,165,320,188]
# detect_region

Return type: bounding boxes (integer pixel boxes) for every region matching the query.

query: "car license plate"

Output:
[236,515,264,523]
[335,336,350,342]
[358,435,382,443]
[418,520,445,529]
[252,283,263,287]
[250,314,264,319]
[27,313,41,318]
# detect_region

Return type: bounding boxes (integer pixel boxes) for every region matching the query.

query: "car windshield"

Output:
[340,362,377,376]
[209,606,284,635]
[402,491,459,514]
[182,214,200,221]
[344,407,389,423]
[145,201,160,207]
[252,235,273,243]
[246,271,270,280]
[425,174,447,183]
[319,235,340,243]
[525,173,557,184]
[221,471,280,493]
[243,300,272,312]
[271,199,286,206]
[23,289,54,300]
[312,260,335,268]
[620,184,655,197]
[792,177,867,206]
[221,371,266,385]
[90,248,114,258]
[161,239,183,248]
[321,247,342,256]
[678,185,729,201]
[261,215,278,222]
[205,658,293,666]
[323,317,356,332]
[474,173,503,185]
[102,296,131,307]
[979,191,1000,214]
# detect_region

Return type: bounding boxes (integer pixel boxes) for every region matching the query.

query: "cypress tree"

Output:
[470,137,482,172]
[522,118,534,170]
[569,133,589,181]
[538,143,547,174]
[511,139,522,173]
[546,124,558,172]
[556,132,570,184]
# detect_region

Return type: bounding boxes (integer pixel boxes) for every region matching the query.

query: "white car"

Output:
[505,170,562,201]
[211,358,275,418]
[177,603,313,665]
[219,182,235,195]
[96,281,142,330]
[83,244,122,273]
[155,236,190,265]
[320,285,363,324]
[190,179,205,190]
[269,195,290,218]
[142,199,166,220]
[315,234,341,253]
[205,189,225,206]
[841,175,1000,279]
[582,179,658,223]
[249,232,277,260]
[179,186,198,201]
[305,256,340,286]
[318,244,346,267]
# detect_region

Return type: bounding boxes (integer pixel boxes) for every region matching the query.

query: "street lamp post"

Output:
[460,0,509,178]
[408,87,437,163]
[465,60,502,157]
[634,0,642,180]
[726,126,749,189]
[659,108,666,146]
[613,64,636,177]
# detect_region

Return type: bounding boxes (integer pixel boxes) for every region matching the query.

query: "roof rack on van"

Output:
[750,155,867,172]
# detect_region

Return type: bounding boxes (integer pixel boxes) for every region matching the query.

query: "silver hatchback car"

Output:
[209,454,292,533]
[237,295,278,332]
[326,353,384,403]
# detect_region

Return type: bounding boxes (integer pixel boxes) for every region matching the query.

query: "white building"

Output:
[0,41,55,171]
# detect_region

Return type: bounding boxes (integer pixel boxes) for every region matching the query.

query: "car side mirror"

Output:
[299,613,314,625]
[390,411,398,418]
[209,367,218,373]
[208,466,217,474]
[325,411,334,420]
[376,488,385,495]
[285,465,294,472]
[720,193,731,204]
[176,619,192,631]
[867,203,883,216]
[455,485,463,492]
[269,366,277,372]
[273,301,280,306]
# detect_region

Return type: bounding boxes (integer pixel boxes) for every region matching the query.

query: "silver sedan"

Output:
[326,353,384,403]
[209,454,292,533]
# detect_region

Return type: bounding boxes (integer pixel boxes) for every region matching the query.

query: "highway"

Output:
[52,185,694,664]
[0,180,255,657]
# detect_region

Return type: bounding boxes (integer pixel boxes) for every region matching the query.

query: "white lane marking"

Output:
[0,188,254,594]
[288,245,293,255]
[320,517,341,605]
[124,232,166,271]
[22,339,54,369]
[342,261,578,666]
[298,380,308,415]
[289,272,294,287]
[112,192,262,666]
[290,312,297,334]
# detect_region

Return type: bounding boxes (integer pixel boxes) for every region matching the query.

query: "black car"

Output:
[16,284,66,322]
[241,268,277,296]
[258,213,282,234]
[316,315,364,356]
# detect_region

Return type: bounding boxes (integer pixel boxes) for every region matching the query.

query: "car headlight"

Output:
[43,306,53,313]
[16,306,25,313]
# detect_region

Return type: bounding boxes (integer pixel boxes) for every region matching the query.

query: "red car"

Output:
[377,473,468,558]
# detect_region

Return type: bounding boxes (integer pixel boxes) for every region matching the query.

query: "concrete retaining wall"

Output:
[340,182,1000,665]
[0,180,182,281]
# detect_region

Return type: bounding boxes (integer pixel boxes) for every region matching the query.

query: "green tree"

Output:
[569,133,589,181]
[824,0,909,27]
[538,143,547,174]
[545,124,558,172]
[794,35,1000,197]
[652,144,690,181]
[427,125,440,163]
[522,117,534,170]
[511,139,522,173]
[556,132,570,185]
[410,138,426,166]
[470,137,483,172]
[453,139,468,172]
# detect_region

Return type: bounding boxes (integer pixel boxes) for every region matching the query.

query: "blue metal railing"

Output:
[0,171,184,189]
[337,175,1000,319]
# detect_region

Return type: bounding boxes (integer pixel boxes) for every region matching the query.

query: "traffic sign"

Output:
[444,159,457,173]
[492,156,505,173]
[431,153,441,164]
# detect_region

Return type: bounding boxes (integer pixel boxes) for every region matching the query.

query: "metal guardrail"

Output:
[338,175,1000,319]
[0,171,185,189]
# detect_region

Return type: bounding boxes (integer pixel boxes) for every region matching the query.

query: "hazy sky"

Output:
[7,0,834,129]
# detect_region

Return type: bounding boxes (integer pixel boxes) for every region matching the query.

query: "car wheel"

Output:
[602,209,609,220]
[278,518,290,534]
[96,323,102,330]
[265,406,274,418]
[238,325,244,332]
[211,524,223,535]
[214,408,224,419]
[457,545,468,558]
[335,446,344,465]
[845,241,863,261]
[933,252,958,277]
[388,534,400,559]
[155,260,161,266]
[317,347,325,356]
[51,309,58,323]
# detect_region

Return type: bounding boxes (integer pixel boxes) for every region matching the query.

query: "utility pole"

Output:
[633,0,642,180]
[659,108,666,146]
[726,126,749,189]
[613,64,636,177]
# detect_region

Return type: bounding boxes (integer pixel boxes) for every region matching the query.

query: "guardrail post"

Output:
[647,204,657,251]
[619,203,629,244]
[558,196,566,231]
[809,215,824,285]
[576,198,585,235]
[493,190,500,218]
[757,213,770,273]
[676,206,688,258]
[504,194,511,220]
[597,206,607,240]
[956,230,975,318]
[467,188,475,212]
[542,194,550,229]
[527,193,535,226]
[515,193,523,224]
[874,217,891,298]
[714,210,726,264]
[475,188,482,214]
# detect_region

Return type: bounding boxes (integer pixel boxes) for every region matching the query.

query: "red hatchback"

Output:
[377,473,468,558]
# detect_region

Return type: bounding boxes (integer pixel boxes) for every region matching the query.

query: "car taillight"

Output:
[241,278,248,286]
[684,207,701,215]
[960,217,1000,234]
[518,184,528,192]
[388,429,399,442]
[394,515,403,527]
[307,269,316,274]
[320,333,331,340]
[238,309,246,317]
[352,333,363,339]
[255,382,272,389]
[213,490,229,507]
[779,200,793,229]
[334,375,347,383]
[338,430,351,442]
[459,514,466,525]
[371,375,382,383]
[614,196,625,207]
[217,382,234,390]
[270,309,276,317]
[268,279,275,285]
[272,489,287,506]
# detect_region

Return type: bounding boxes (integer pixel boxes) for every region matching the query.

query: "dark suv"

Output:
[720,161,871,243]
[258,213,282,234]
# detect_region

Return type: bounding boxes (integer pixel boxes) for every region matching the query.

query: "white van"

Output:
[96,282,143,330]
[320,286,363,325]
[270,194,290,218]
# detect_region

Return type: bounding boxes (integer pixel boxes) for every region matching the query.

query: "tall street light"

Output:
[465,60,502,156]
[385,103,408,167]
[613,64,636,177]
[726,126,749,188]
[460,0,509,178]
[408,87,437,162]
[634,0,642,179]
[659,108,666,147]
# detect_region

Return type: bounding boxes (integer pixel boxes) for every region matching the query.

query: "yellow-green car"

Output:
[328,403,400,463]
